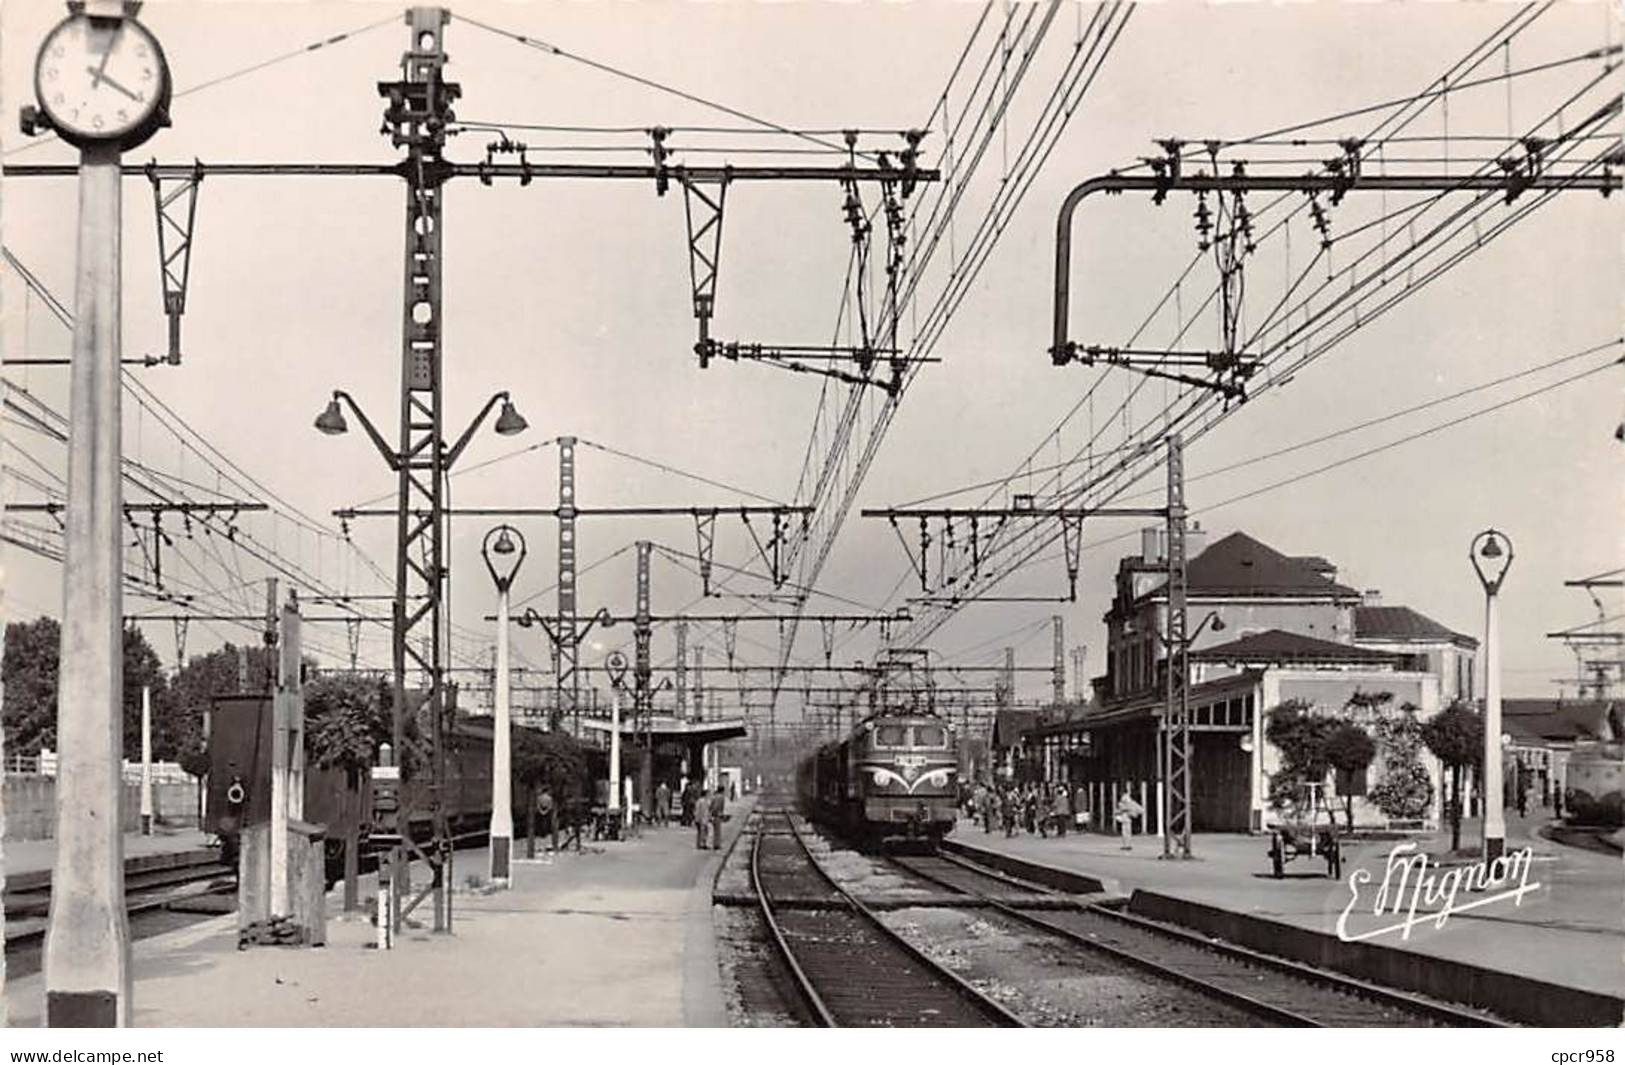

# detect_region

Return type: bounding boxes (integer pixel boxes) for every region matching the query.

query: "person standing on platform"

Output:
[709,784,727,849]
[537,786,559,853]
[1115,789,1143,851]
[681,780,696,827]
[694,785,712,850]
[656,779,671,828]
[1056,783,1071,838]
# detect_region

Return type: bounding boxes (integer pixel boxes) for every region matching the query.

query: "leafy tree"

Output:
[3,617,60,757]
[1422,701,1483,851]
[1325,722,1377,831]
[1264,700,1337,812]
[1369,704,1434,821]
[121,626,172,759]
[512,725,588,856]
[305,674,394,777]
[3,617,184,761]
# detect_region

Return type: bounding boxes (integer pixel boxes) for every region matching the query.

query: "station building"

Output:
[1015,528,1478,834]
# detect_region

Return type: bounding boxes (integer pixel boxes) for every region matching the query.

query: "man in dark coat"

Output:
[708,785,727,849]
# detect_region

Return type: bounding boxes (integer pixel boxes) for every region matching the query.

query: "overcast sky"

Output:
[2,0,1620,712]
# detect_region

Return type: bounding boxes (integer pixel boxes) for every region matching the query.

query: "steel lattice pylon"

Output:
[380,6,460,932]
[556,436,581,731]
[1162,435,1192,859]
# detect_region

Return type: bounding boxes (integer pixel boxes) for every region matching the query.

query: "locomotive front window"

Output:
[913,725,948,748]
[874,724,909,747]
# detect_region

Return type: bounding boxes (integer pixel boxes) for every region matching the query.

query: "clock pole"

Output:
[44,135,131,1027]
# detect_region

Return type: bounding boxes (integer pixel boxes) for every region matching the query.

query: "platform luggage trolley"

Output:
[1266,781,1342,879]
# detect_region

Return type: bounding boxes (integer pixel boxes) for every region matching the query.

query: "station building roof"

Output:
[1191,629,1405,667]
[1502,699,1620,745]
[1182,532,1362,600]
[1355,605,1478,648]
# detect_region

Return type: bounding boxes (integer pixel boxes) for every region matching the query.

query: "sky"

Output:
[2,0,1621,715]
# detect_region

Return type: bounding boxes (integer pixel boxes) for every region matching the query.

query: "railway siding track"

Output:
[749,809,1026,1027]
[889,850,1511,1028]
[4,849,236,946]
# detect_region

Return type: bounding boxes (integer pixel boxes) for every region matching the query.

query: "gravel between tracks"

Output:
[877,905,1259,1027]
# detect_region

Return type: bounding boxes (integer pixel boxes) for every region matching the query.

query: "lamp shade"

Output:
[314,398,348,435]
[494,399,528,436]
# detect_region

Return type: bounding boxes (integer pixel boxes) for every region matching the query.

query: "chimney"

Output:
[1186,520,1208,561]
[1141,526,1165,564]
[1362,589,1382,606]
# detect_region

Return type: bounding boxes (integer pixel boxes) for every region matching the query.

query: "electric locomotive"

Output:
[798,710,959,847]
[1562,743,1623,827]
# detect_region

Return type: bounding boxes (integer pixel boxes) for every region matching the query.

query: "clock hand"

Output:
[89,23,121,88]
[85,67,142,102]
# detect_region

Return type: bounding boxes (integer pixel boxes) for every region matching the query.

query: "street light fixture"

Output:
[313,386,528,908]
[605,652,630,830]
[480,524,526,885]
[1470,528,1514,862]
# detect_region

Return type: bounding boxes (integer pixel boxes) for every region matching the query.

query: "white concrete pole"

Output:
[608,689,622,817]
[140,686,153,835]
[1483,589,1506,861]
[489,585,514,882]
[44,142,130,1027]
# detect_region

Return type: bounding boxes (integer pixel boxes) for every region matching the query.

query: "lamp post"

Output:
[482,525,526,884]
[1470,529,1514,862]
[605,653,629,831]
[315,387,526,916]
[1161,610,1224,859]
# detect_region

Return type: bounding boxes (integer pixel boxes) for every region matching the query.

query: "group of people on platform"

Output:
[965,780,1146,851]
[527,776,733,852]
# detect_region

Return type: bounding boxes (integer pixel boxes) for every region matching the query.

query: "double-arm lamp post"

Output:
[1469,529,1514,863]
[314,387,527,896]
[482,525,526,884]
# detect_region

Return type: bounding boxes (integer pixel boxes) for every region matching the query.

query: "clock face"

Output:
[35,14,170,146]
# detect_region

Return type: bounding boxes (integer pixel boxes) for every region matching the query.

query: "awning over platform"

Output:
[578,715,748,743]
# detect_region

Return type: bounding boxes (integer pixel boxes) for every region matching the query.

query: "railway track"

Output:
[749,809,1026,1027]
[887,850,1511,1028]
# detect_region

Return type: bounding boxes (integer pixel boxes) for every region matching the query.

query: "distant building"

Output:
[1502,697,1621,807]
[1353,597,1479,705]
[1024,527,1473,833]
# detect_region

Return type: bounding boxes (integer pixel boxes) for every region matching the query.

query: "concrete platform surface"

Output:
[950,809,1624,1000]
[3,827,214,879]
[4,801,752,1027]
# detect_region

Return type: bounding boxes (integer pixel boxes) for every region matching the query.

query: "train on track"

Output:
[1562,743,1624,827]
[204,694,571,880]
[796,709,960,848]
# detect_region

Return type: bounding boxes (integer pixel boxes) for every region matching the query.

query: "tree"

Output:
[1265,700,1337,812]
[1325,722,1377,831]
[2,617,185,762]
[303,672,394,911]
[1422,701,1483,851]
[121,626,172,760]
[1368,704,1435,822]
[3,617,61,757]
[512,726,588,857]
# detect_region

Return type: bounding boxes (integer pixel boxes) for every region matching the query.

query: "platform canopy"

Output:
[578,714,748,744]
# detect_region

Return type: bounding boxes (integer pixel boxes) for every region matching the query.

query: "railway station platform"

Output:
[947,808,1624,1025]
[3,826,213,879]
[4,799,754,1027]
